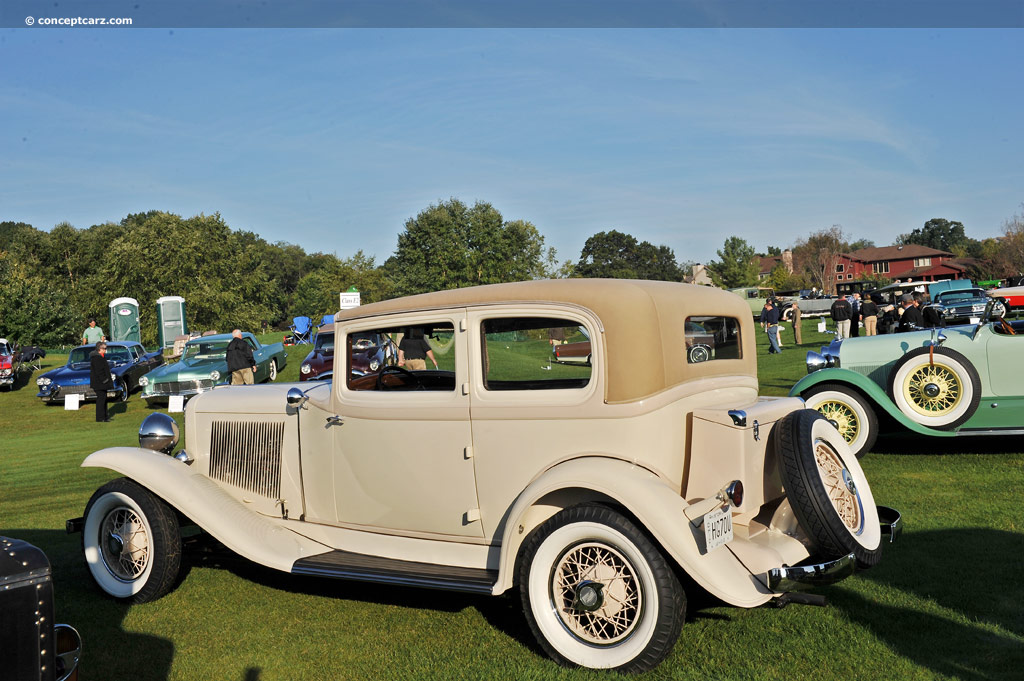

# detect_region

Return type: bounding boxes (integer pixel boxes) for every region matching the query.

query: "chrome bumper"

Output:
[768,505,902,593]
[768,553,856,592]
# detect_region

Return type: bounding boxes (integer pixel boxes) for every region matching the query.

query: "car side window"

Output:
[685,316,742,362]
[245,338,258,351]
[347,323,455,391]
[481,317,592,391]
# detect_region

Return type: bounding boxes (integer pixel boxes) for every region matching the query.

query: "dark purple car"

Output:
[299,329,398,381]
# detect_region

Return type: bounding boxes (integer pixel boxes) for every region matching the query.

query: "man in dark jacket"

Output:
[226,329,257,385]
[898,293,925,332]
[830,295,853,339]
[89,341,114,422]
[762,299,782,354]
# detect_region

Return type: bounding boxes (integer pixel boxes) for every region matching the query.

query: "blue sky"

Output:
[1,29,1022,265]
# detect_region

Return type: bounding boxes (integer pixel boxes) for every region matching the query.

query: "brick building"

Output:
[834,245,966,284]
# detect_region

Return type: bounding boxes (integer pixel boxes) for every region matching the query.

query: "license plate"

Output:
[703,505,733,552]
[969,317,981,324]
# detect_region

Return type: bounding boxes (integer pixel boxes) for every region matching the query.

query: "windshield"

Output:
[315,332,335,352]
[183,341,228,361]
[68,346,132,365]
[937,290,984,303]
[0,342,10,355]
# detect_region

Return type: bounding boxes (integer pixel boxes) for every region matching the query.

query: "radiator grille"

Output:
[209,421,284,499]
[151,379,213,395]
[850,363,892,388]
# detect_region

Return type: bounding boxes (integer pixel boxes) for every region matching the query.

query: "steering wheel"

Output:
[999,317,1016,336]
[376,365,423,391]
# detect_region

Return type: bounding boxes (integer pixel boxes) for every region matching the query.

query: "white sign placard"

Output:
[168,395,185,413]
[64,394,81,410]
[817,320,827,333]
[339,292,361,310]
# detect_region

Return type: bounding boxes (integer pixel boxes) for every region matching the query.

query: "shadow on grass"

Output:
[835,528,1024,679]
[3,528,176,681]
[872,431,1024,456]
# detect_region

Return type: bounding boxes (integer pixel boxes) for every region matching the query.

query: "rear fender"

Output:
[495,456,773,608]
[790,368,956,437]
[82,447,329,571]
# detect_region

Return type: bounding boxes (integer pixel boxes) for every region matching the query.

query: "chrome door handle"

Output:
[326,415,344,426]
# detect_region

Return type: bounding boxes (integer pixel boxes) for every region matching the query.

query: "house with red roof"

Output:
[834,244,967,285]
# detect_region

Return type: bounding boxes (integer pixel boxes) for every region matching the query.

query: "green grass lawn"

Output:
[2,327,1022,680]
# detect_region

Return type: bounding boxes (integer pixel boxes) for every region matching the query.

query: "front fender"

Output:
[494,456,772,608]
[82,447,330,571]
[790,368,955,437]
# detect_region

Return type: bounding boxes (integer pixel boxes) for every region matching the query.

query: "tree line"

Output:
[0,200,691,347]
[3,200,1020,347]
[706,211,1024,292]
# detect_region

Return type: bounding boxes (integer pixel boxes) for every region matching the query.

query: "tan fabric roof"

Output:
[336,279,757,403]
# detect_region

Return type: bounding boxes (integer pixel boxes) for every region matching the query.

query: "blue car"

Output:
[35,342,164,404]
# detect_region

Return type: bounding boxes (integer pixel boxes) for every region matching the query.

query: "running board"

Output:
[956,428,1024,437]
[292,550,497,594]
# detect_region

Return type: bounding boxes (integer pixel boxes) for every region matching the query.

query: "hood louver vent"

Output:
[209,421,284,499]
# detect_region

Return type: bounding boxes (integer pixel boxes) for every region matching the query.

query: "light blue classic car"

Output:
[139,332,286,401]
[790,304,1024,457]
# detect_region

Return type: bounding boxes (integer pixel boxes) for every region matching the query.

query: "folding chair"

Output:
[289,316,313,344]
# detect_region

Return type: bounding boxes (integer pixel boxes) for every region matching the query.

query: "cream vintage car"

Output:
[69,280,899,673]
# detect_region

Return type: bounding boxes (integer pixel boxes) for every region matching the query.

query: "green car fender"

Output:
[789,368,956,438]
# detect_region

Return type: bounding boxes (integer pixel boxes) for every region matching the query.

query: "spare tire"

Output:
[774,409,882,568]
[888,346,980,429]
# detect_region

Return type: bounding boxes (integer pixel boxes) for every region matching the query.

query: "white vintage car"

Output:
[70,280,899,672]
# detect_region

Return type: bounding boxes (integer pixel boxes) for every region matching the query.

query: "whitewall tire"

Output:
[83,478,181,603]
[888,347,980,429]
[517,505,685,672]
[802,384,878,458]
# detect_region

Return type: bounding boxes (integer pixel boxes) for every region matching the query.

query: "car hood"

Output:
[149,358,226,382]
[40,365,93,384]
[837,325,975,368]
[189,381,318,415]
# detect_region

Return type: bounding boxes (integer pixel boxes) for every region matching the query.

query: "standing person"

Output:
[89,341,114,422]
[860,295,879,336]
[791,300,802,345]
[830,295,853,339]
[849,293,862,338]
[398,328,438,371]
[921,294,945,328]
[762,299,782,354]
[82,319,106,345]
[226,329,256,385]
[898,294,924,332]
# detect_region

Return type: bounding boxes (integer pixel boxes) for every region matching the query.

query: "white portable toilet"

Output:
[157,296,188,349]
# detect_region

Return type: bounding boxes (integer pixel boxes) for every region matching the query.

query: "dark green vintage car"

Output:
[139,332,287,401]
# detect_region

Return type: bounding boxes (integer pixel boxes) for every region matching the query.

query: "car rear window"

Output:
[685,316,742,363]
[481,318,591,391]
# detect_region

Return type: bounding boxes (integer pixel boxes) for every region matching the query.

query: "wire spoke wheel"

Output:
[815,400,859,444]
[553,542,642,645]
[813,439,862,532]
[903,363,962,416]
[100,507,151,580]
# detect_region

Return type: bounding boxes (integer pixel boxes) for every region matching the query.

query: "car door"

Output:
[246,336,267,380]
[984,324,1024,396]
[325,311,482,538]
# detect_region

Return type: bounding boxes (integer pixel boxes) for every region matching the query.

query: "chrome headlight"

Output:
[138,375,149,387]
[300,363,311,375]
[369,359,380,371]
[0,369,10,377]
[37,377,51,386]
[806,351,827,374]
[111,372,117,382]
[139,412,179,454]
[210,370,221,381]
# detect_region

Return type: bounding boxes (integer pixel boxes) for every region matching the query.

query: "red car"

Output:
[299,329,398,381]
